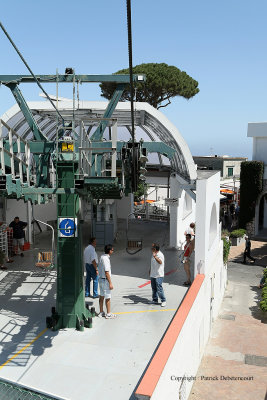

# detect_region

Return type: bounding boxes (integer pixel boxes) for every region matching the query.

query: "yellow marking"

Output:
[114,309,176,315]
[0,328,48,370]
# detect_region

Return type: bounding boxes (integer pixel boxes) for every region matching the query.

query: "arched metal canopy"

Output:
[1,100,197,182]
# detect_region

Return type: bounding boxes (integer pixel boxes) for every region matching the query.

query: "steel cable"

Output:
[126,0,137,192]
[0,21,64,124]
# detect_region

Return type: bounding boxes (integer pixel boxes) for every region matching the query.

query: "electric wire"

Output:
[126,0,137,192]
[0,21,64,124]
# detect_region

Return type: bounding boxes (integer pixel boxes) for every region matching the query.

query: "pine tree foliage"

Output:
[100,63,199,109]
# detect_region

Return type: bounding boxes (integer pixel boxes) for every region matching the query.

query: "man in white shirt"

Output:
[84,237,99,298]
[149,243,166,307]
[98,244,116,319]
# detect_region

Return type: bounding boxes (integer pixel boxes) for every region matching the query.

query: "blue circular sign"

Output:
[59,218,76,237]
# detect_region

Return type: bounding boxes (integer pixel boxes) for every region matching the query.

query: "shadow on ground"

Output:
[0,242,58,375]
[231,242,267,267]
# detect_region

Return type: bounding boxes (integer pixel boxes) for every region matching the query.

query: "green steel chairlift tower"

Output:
[0,72,176,330]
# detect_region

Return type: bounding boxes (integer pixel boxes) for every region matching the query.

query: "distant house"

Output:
[193,155,247,179]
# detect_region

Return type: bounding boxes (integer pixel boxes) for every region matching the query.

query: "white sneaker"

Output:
[105,313,117,319]
[161,302,166,307]
[98,312,105,318]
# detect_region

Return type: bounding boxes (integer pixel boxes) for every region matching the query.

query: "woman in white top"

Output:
[98,244,116,319]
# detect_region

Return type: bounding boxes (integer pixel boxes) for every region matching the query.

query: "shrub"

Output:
[260,269,267,312]
[222,229,230,238]
[239,161,264,228]
[223,237,231,264]
[229,229,246,238]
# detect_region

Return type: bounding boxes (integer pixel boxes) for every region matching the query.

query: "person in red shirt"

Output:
[183,234,194,286]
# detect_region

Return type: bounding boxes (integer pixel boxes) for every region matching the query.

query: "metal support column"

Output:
[27,201,32,243]
[48,159,93,330]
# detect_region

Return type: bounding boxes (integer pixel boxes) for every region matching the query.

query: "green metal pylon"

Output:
[46,158,93,330]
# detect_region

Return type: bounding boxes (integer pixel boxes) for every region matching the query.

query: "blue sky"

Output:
[1,0,267,159]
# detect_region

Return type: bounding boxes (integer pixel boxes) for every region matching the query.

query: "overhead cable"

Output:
[126,0,137,192]
[0,21,64,124]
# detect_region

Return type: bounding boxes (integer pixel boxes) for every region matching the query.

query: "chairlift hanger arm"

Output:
[6,83,48,142]
[90,83,125,141]
[142,142,176,159]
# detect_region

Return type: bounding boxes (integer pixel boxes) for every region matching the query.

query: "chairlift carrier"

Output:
[34,219,55,270]
[126,212,143,255]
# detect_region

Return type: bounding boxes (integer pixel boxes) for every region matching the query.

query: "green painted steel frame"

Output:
[55,160,92,330]
[1,73,146,186]
[6,82,48,142]
[0,72,179,331]
[0,74,144,84]
[90,83,125,141]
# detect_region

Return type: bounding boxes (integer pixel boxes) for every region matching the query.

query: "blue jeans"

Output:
[151,277,166,302]
[85,263,99,297]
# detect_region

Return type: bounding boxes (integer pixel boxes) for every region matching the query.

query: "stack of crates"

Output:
[7,227,13,258]
[0,224,9,259]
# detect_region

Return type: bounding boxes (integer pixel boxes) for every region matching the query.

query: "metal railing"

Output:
[0,377,65,400]
[0,119,31,185]
[134,203,168,221]
[78,119,118,178]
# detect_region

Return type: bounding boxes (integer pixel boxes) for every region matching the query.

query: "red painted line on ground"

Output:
[138,281,151,288]
[165,268,177,276]
[138,269,177,288]
[135,274,205,399]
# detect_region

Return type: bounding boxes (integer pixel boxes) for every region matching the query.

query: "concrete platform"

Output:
[0,221,191,400]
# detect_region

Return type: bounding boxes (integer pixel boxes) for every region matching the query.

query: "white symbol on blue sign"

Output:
[59,218,76,237]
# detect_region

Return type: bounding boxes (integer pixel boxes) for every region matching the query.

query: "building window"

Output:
[227,167,233,177]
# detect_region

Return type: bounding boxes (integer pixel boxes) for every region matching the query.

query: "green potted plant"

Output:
[260,269,267,313]
[229,229,246,246]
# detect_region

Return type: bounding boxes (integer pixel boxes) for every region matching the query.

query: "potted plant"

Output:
[229,229,246,246]
[260,269,267,313]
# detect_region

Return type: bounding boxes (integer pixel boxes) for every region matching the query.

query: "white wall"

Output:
[6,199,27,224]
[195,172,221,277]
[151,244,226,400]
[6,199,57,225]
[5,199,57,242]
[150,171,226,400]
[146,185,168,202]
[169,175,196,249]
[252,137,267,164]
[222,160,242,178]
[33,201,57,224]
[145,176,169,202]
[247,122,267,178]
